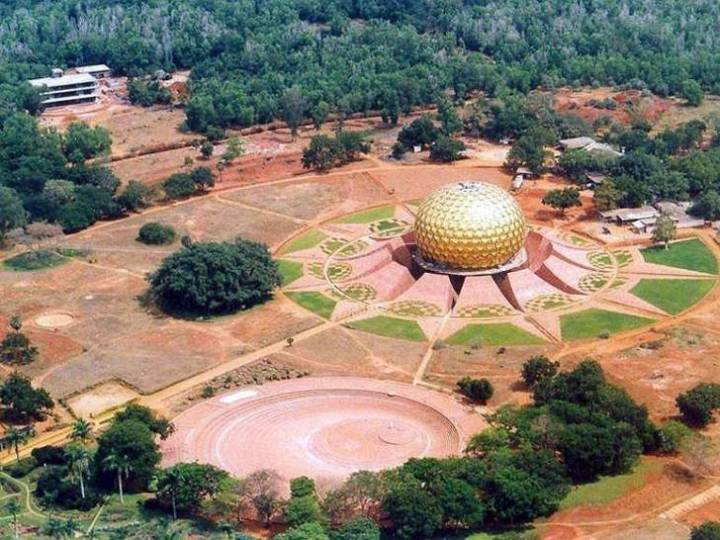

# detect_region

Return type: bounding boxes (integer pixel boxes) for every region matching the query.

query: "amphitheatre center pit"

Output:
[160,377,485,485]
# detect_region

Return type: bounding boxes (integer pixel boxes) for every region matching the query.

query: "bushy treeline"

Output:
[2,0,720,134]
[0,111,159,237]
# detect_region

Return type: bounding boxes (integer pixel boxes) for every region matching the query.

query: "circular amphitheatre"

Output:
[160,377,485,485]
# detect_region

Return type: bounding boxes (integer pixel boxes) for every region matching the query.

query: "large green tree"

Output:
[150,239,280,315]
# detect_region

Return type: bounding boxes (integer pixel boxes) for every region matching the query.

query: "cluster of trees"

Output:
[127,79,173,107]
[0,112,155,238]
[548,117,720,213]
[31,405,172,513]
[676,383,720,427]
[393,111,466,163]
[162,166,215,200]
[302,131,370,172]
[0,316,38,365]
[149,237,281,315]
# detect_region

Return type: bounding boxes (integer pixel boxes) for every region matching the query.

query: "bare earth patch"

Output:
[68,381,139,418]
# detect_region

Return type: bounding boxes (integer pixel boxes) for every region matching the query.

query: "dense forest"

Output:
[2,0,720,131]
[2,0,720,236]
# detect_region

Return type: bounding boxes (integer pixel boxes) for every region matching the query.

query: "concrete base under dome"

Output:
[413,246,528,276]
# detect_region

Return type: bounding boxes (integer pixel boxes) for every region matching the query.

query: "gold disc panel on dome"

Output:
[414,181,527,272]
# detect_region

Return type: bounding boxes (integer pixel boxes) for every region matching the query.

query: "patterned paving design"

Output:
[525,293,579,313]
[612,249,633,268]
[339,283,378,302]
[369,218,411,238]
[336,240,369,258]
[578,273,611,293]
[279,202,718,343]
[388,300,444,317]
[307,261,353,281]
[587,251,615,270]
[455,304,515,318]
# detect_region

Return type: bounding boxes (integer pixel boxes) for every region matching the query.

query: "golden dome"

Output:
[414,182,527,271]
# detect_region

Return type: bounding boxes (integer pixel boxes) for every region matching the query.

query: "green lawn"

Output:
[335,205,395,224]
[346,315,426,341]
[560,308,655,341]
[279,229,327,254]
[278,259,304,286]
[286,291,337,319]
[631,278,715,314]
[641,238,718,274]
[559,459,660,510]
[446,323,545,346]
[3,249,67,271]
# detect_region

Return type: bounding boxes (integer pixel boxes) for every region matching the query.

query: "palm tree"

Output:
[164,468,185,520]
[5,427,28,462]
[102,452,130,503]
[70,418,93,443]
[65,443,91,499]
[6,498,20,540]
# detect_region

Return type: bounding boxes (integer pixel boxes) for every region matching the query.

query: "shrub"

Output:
[7,457,37,478]
[137,222,176,245]
[3,250,65,271]
[429,136,466,162]
[31,445,68,466]
[150,238,281,315]
[521,355,559,388]
[457,377,494,404]
[163,173,196,199]
[691,521,720,540]
[677,383,720,427]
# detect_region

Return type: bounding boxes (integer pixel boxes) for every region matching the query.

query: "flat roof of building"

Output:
[75,64,111,74]
[28,73,97,88]
[601,206,658,222]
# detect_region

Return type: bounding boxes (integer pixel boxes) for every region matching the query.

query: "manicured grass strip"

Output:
[3,249,67,271]
[286,291,336,319]
[446,323,545,346]
[277,259,304,286]
[560,308,655,341]
[559,459,660,510]
[641,238,718,274]
[336,205,395,224]
[279,229,327,254]
[630,278,714,315]
[346,315,426,342]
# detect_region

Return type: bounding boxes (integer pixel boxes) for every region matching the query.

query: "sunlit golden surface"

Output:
[414,181,527,271]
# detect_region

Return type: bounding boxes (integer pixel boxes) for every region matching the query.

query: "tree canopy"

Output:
[149,238,281,315]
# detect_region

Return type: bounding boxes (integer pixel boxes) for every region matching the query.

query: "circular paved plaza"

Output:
[160,377,485,484]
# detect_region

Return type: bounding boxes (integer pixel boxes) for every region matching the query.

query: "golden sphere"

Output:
[414,182,527,271]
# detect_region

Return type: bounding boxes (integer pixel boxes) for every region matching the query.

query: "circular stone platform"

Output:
[160,377,485,486]
[34,312,75,329]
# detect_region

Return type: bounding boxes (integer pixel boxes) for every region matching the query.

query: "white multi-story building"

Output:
[28,68,104,108]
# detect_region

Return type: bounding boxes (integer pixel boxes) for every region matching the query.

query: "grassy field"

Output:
[335,205,395,224]
[446,323,545,346]
[278,259,304,286]
[285,291,337,319]
[279,229,327,255]
[641,239,718,274]
[560,309,655,341]
[3,249,67,272]
[346,315,426,341]
[559,459,660,510]
[631,278,715,314]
